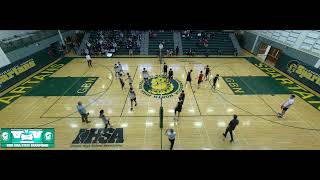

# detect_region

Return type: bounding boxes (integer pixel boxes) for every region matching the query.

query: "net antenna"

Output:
[159,78,164,150]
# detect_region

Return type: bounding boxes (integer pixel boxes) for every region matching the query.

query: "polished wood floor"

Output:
[1,56,320,150]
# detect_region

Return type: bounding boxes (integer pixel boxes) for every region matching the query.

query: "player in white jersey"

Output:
[129,88,137,111]
[142,68,150,86]
[85,54,92,67]
[117,61,123,74]
[129,82,133,89]
[126,73,133,84]
[277,94,295,118]
[114,64,119,79]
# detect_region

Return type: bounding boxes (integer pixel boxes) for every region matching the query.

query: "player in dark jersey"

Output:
[212,74,219,90]
[174,99,183,120]
[163,63,168,75]
[185,69,193,88]
[119,74,125,90]
[168,68,174,83]
[204,65,210,81]
[129,88,137,111]
[197,71,204,89]
[179,90,185,105]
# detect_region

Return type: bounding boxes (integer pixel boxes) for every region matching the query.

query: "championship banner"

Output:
[0,128,54,148]
[275,54,320,94]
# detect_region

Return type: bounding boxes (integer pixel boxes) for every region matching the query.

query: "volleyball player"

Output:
[119,74,125,90]
[212,74,219,89]
[114,64,119,79]
[129,82,133,89]
[126,73,133,85]
[118,61,123,75]
[168,68,174,83]
[129,88,138,111]
[99,110,112,129]
[179,90,185,105]
[142,68,150,86]
[197,71,204,89]
[163,63,168,75]
[86,54,92,67]
[174,99,183,120]
[277,94,295,118]
[223,114,239,142]
[204,65,210,80]
[185,69,193,88]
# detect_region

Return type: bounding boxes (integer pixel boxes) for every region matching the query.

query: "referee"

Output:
[165,128,176,150]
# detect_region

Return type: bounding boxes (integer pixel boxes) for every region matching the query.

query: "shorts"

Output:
[130,98,136,102]
[213,81,217,86]
[175,107,182,113]
[169,75,173,80]
[198,80,202,84]
[282,107,289,111]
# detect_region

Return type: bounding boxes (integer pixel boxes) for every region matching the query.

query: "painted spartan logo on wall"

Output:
[72,128,124,144]
[139,75,183,99]
[287,60,299,74]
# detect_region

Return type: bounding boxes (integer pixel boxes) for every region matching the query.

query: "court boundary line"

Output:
[120,66,139,116]
[39,68,92,118]
[183,66,202,116]
[32,63,115,128]
[39,114,277,118]
[0,57,64,97]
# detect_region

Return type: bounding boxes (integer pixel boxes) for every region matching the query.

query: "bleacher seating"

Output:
[181,31,235,55]
[148,31,174,55]
[87,30,141,56]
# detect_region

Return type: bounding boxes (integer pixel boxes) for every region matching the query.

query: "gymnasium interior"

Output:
[0,30,319,150]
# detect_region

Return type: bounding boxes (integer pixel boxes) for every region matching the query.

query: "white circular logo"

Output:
[2,132,9,141]
[45,132,52,140]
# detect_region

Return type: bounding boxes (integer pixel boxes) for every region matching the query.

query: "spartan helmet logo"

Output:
[2,132,9,141]
[287,60,299,74]
[44,132,52,141]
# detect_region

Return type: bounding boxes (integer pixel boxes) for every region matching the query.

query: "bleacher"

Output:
[88,30,140,56]
[148,31,174,55]
[181,31,235,55]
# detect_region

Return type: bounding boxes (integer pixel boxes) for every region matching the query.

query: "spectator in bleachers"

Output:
[203,39,208,48]
[187,48,193,56]
[197,32,202,39]
[166,49,170,56]
[186,31,191,39]
[176,46,179,56]
[85,48,89,55]
[129,48,133,56]
[86,30,141,56]
[86,41,91,50]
